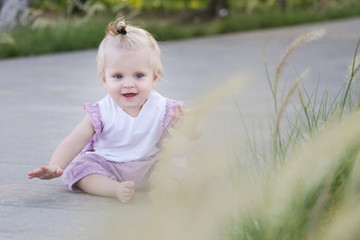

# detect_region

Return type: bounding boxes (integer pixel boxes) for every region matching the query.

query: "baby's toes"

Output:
[119,192,132,204]
[117,182,135,203]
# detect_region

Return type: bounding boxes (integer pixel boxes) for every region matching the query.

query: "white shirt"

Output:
[89,91,166,162]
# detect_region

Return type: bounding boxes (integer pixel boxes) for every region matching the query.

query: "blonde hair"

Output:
[97,17,163,79]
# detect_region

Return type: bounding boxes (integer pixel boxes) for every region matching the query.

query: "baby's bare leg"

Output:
[75,174,135,203]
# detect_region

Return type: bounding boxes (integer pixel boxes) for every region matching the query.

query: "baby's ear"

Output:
[153,71,160,83]
[101,76,107,85]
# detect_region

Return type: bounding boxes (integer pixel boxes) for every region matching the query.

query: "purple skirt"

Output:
[63,153,158,192]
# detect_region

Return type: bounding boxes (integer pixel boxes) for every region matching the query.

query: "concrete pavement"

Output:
[1,17,359,239]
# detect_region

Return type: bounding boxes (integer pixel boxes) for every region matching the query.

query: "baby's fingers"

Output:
[40,166,63,179]
[28,166,63,180]
[28,168,43,179]
[170,105,184,119]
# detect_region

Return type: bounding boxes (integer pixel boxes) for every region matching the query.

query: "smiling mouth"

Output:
[122,93,138,97]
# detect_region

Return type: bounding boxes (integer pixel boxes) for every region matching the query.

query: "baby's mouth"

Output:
[123,93,137,97]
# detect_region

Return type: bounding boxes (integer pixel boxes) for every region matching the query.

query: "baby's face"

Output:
[102,45,158,117]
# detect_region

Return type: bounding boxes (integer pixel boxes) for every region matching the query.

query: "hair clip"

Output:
[117,29,127,35]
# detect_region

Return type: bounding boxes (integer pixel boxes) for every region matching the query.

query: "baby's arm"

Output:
[171,104,202,140]
[28,114,95,180]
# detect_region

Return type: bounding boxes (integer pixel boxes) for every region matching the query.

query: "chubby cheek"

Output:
[103,83,120,98]
[107,86,120,96]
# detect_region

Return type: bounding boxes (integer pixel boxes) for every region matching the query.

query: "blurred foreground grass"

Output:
[96,31,360,240]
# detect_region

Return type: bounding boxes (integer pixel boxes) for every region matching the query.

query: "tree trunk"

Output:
[204,0,228,19]
[278,0,287,11]
[179,0,228,22]
[0,0,29,30]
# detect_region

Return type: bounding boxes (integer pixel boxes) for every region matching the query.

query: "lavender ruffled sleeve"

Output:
[81,103,103,154]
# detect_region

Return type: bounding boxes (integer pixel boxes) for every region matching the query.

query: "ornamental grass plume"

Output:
[317,202,360,240]
[102,76,250,240]
[259,110,360,240]
[274,29,325,99]
[274,69,309,138]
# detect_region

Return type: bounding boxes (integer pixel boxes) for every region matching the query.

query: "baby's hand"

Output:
[170,104,186,129]
[170,104,202,140]
[28,165,63,180]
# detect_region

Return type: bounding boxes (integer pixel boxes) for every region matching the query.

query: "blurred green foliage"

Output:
[31,0,360,12]
[1,0,360,59]
[31,0,209,11]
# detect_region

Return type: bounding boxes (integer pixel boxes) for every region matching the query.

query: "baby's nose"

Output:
[123,79,135,88]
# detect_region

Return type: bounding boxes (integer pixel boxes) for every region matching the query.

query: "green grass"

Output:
[0,15,113,58]
[1,4,360,59]
[224,32,360,240]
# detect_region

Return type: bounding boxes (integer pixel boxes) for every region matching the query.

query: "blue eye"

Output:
[135,73,144,79]
[114,74,123,79]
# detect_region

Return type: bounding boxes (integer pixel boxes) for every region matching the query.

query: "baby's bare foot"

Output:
[116,181,135,203]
